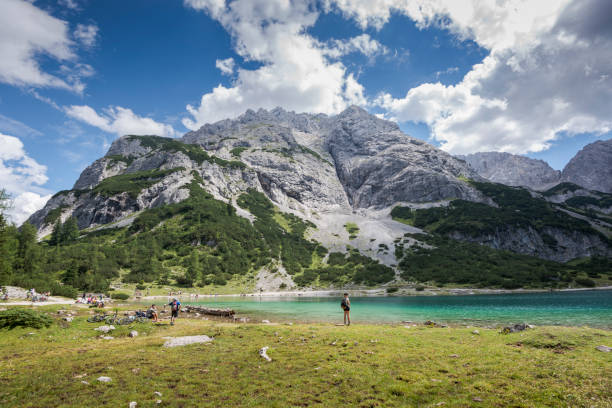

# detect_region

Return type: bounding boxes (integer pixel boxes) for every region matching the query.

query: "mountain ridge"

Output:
[26,107,611,276]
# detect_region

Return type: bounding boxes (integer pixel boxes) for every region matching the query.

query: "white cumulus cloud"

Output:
[331,0,612,154]
[74,23,98,48]
[64,105,176,137]
[0,0,96,93]
[215,57,235,75]
[182,0,370,129]
[0,133,51,225]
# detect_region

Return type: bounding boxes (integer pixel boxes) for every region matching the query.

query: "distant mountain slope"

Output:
[458,152,560,190]
[561,139,612,193]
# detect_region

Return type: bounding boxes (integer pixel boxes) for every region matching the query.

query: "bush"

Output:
[0,309,53,329]
[111,292,129,300]
[415,285,425,291]
[575,277,596,287]
[135,284,147,290]
[386,287,399,293]
[50,283,78,298]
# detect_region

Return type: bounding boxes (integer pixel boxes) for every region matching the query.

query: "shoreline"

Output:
[140,285,612,300]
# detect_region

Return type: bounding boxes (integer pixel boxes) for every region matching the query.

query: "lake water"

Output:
[182,290,612,328]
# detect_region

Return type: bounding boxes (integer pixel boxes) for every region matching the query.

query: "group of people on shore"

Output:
[76,294,105,307]
[26,289,49,302]
[144,298,181,325]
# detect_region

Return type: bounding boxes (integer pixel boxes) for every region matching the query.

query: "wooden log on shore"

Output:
[183,306,235,317]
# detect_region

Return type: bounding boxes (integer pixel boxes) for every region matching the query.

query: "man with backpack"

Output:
[169,298,181,325]
[341,293,351,326]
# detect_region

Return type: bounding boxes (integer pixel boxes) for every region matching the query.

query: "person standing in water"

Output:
[341,293,351,326]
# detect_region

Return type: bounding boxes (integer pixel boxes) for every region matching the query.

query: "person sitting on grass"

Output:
[341,293,351,326]
[148,304,159,322]
[169,298,181,325]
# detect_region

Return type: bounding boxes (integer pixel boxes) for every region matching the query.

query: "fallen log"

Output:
[183,306,235,317]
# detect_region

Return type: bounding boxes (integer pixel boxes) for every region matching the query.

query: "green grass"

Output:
[344,222,359,240]
[0,305,610,407]
[230,146,249,158]
[93,168,185,199]
[43,205,69,225]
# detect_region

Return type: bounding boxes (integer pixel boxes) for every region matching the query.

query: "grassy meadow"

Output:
[0,304,611,407]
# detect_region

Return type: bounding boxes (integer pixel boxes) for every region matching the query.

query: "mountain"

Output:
[458,152,561,190]
[561,139,612,193]
[23,107,612,292]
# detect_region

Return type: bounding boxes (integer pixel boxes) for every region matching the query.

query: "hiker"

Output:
[341,293,351,326]
[169,298,181,325]
[148,304,159,322]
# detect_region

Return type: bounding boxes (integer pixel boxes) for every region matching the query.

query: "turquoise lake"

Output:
[182,290,612,328]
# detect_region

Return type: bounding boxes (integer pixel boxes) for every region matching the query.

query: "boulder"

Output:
[97,376,112,383]
[596,345,611,352]
[163,335,213,348]
[94,325,115,333]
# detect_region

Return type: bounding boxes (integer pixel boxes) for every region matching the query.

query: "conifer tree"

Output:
[49,220,62,246]
[61,217,79,243]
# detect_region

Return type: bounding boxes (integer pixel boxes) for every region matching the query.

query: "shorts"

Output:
[171,310,179,318]
[343,307,350,312]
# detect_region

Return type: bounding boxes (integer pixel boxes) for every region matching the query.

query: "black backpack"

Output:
[340,299,347,309]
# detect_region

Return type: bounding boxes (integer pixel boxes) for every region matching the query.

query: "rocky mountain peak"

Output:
[459,152,561,190]
[561,138,612,193]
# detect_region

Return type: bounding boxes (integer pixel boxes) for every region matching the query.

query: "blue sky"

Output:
[0,0,611,223]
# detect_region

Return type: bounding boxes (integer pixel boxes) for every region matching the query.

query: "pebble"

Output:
[97,376,112,383]
[129,330,138,338]
[596,345,611,352]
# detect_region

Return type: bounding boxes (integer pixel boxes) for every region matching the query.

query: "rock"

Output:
[156,400,162,405]
[262,320,270,324]
[94,325,115,333]
[129,330,138,338]
[473,397,483,402]
[472,330,480,335]
[596,345,611,352]
[81,380,89,385]
[97,376,112,383]
[62,317,73,322]
[154,391,162,397]
[501,324,528,334]
[73,373,87,379]
[259,346,272,362]
[449,354,459,358]
[527,324,535,329]
[101,336,114,340]
[129,402,137,408]
[163,335,213,348]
